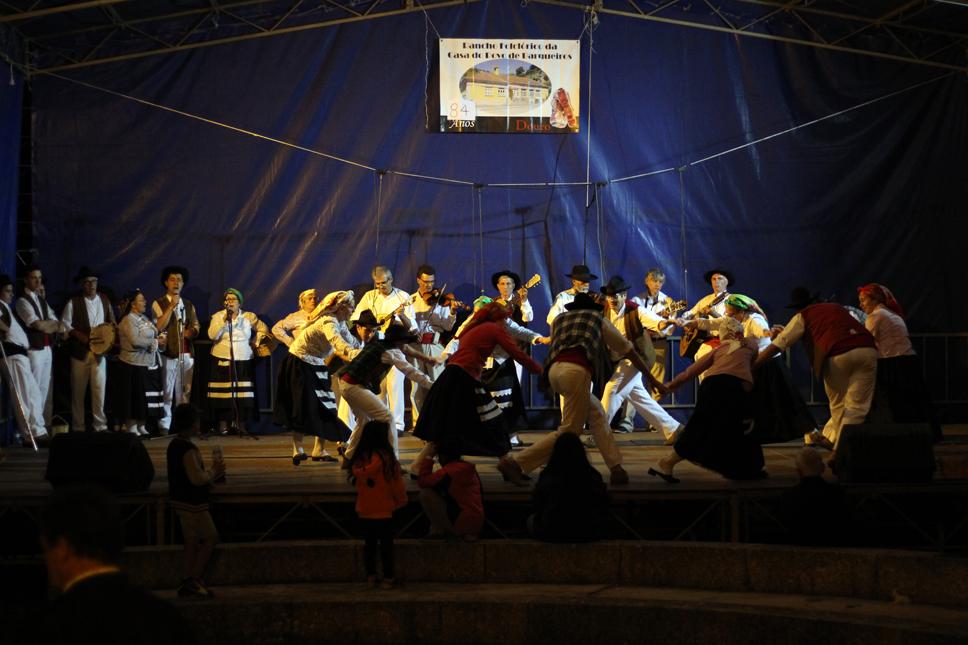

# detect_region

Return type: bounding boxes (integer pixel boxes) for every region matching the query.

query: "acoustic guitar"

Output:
[679,292,729,359]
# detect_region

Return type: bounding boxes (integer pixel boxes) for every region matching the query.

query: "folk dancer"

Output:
[336,324,434,460]
[115,290,165,436]
[207,288,270,435]
[152,266,200,434]
[500,292,652,487]
[408,265,458,425]
[546,264,597,325]
[754,287,877,455]
[857,284,940,441]
[350,265,415,436]
[271,289,318,347]
[492,270,538,443]
[61,267,116,433]
[651,317,766,483]
[15,265,62,424]
[0,274,48,443]
[274,291,360,465]
[412,302,544,476]
[676,268,732,364]
[598,277,684,445]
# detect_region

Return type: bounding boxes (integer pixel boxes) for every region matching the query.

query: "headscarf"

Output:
[857,283,904,318]
[725,293,764,316]
[297,288,317,305]
[472,295,493,310]
[718,316,745,354]
[224,288,244,306]
[457,301,509,339]
[307,290,353,323]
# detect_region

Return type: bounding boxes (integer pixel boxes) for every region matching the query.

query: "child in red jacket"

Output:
[417,452,484,541]
[348,420,407,589]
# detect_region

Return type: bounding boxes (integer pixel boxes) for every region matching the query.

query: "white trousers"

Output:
[341,382,398,459]
[2,354,48,438]
[821,346,878,447]
[158,353,194,431]
[27,346,53,424]
[602,360,680,439]
[515,361,622,473]
[408,342,445,425]
[70,352,107,431]
[379,366,405,433]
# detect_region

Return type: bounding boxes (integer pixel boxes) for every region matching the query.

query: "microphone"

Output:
[224,306,232,322]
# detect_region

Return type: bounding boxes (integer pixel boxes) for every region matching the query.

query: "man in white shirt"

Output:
[0,274,48,443]
[351,265,415,435]
[151,266,200,434]
[408,265,457,425]
[631,268,678,388]
[61,267,116,432]
[676,268,733,363]
[546,264,597,325]
[15,265,61,425]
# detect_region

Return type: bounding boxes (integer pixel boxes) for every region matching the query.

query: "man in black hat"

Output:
[151,266,200,435]
[0,273,48,443]
[493,270,534,325]
[546,264,598,325]
[336,323,435,461]
[500,292,652,486]
[754,287,877,453]
[61,267,116,432]
[599,277,684,443]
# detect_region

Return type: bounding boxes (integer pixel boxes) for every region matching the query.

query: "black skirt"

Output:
[869,354,942,442]
[750,357,818,444]
[113,360,163,422]
[273,354,351,442]
[207,357,256,421]
[481,358,527,429]
[413,364,510,457]
[675,374,765,480]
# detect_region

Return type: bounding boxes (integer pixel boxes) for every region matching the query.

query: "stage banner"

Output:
[438,38,580,134]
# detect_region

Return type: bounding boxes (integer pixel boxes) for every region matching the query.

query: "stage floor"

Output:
[3,426,968,502]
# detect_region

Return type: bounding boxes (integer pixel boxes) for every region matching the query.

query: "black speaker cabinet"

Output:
[45,432,155,493]
[833,423,935,483]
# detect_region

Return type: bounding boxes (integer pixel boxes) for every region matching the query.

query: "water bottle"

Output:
[212,445,226,484]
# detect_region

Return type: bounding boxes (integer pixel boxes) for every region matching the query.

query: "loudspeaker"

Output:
[45,433,155,493]
[833,423,935,483]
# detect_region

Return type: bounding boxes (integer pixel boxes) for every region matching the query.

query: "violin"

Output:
[424,288,471,312]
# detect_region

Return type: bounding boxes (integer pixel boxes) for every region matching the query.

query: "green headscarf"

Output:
[725,293,757,311]
[224,288,244,306]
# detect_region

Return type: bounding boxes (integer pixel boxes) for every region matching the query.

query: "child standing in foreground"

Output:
[166,403,225,598]
[349,420,407,589]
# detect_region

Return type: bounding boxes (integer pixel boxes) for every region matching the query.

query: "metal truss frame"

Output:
[2,0,965,75]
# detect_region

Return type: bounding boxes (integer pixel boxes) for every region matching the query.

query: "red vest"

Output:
[800,303,876,377]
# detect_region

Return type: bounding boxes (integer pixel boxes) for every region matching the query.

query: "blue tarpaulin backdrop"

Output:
[10,2,968,339]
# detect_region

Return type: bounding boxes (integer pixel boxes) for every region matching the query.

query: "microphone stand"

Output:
[225,309,254,440]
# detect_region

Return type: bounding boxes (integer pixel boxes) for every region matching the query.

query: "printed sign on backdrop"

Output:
[438,38,581,134]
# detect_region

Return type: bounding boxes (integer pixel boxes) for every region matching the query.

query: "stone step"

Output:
[160,582,968,645]
[123,540,968,608]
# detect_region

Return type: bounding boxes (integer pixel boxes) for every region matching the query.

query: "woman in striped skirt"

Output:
[115,290,164,436]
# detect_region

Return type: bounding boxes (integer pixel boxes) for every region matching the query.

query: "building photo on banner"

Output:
[438,38,580,133]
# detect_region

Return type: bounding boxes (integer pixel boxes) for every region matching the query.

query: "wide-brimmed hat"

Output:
[600,276,632,296]
[565,264,598,282]
[564,292,604,312]
[382,324,419,344]
[491,270,522,290]
[355,309,379,329]
[72,266,101,283]
[160,265,189,286]
[703,268,734,286]
[785,286,820,309]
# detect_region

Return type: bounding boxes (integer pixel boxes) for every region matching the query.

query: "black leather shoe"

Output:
[648,467,680,484]
[311,455,338,463]
[292,453,309,466]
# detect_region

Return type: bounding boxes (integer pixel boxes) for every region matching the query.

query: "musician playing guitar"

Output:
[675,268,733,363]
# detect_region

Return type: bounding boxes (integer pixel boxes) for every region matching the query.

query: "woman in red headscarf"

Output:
[857,284,940,441]
[411,302,544,471]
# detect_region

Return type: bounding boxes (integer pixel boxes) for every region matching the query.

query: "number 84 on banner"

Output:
[447,99,477,130]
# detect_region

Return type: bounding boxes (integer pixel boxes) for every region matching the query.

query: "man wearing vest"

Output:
[500,292,653,486]
[15,265,61,425]
[61,267,116,432]
[755,287,877,453]
[152,266,200,434]
[0,274,48,443]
